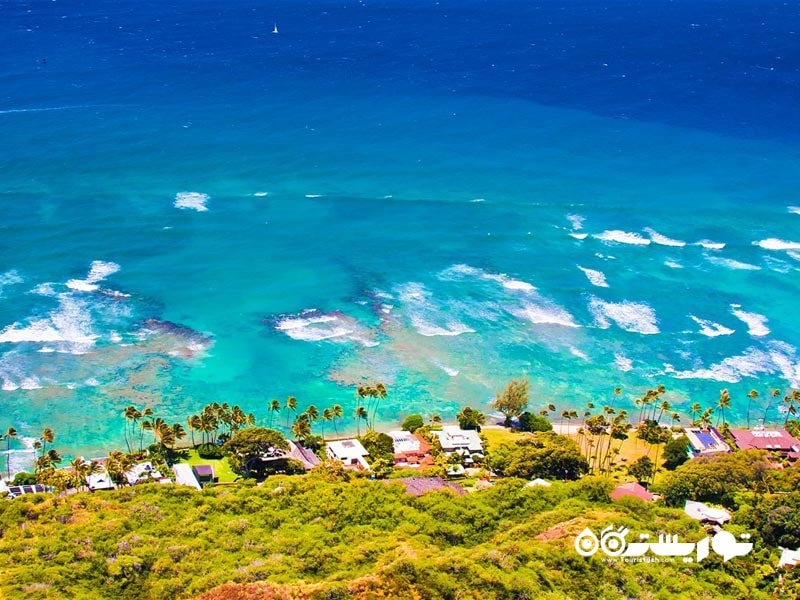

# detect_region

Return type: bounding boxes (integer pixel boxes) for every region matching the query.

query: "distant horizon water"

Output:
[2,0,800,471]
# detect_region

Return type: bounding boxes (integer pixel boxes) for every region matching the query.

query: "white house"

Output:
[86,469,116,491]
[778,548,800,568]
[171,463,202,490]
[684,500,731,525]
[326,439,370,470]
[433,426,484,465]
[125,462,170,486]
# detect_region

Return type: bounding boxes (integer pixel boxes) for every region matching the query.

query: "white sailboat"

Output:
[272,22,279,34]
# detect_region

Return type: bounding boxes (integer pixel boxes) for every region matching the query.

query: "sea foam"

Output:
[66,260,121,292]
[174,191,209,211]
[577,266,609,288]
[274,309,377,346]
[696,240,725,250]
[589,297,659,334]
[567,214,585,230]
[755,238,800,251]
[594,230,651,245]
[730,304,769,337]
[644,227,686,247]
[788,206,800,215]
[689,315,734,337]
[705,255,761,271]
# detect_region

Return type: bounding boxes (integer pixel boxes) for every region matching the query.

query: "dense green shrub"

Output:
[197,443,223,459]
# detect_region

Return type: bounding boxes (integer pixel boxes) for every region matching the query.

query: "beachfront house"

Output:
[432,426,484,466]
[125,462,171,486]
[684,500,731,526]
[172,463,202,490]
[192,464,215,485]
[684,426,730,456]
[287,440,322,470]
[388,430,434,468]
[778,548,800,569]
[610,482,654,502]
[326,439,370,471]
[86,469,116,491]
[729,426,800,461]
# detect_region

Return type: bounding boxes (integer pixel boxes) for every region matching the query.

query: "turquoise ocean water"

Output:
[1,0,800,468]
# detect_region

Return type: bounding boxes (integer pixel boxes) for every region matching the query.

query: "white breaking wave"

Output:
[689,315,735,337]
[788,206,800,215]
[755,238,800,251]
[0,294,98,351]
[705,255,761,271]
[589,297,659,334]
[644,227,686,247]
[664,260,683,269]
[730,304,769,337]
[275,309,377,346]
[569,346,589,360]
[788,251,800,262]
[411,315,475,337]
[577,266,609,288]
[696,240,725,250]
[432,359,459,377]
[567,214,585,230]
[253,191,268,197]
[569,232,588,240]
[594,230,651,245]
[305,194,323,198]
[438,264,536,292]
[666,342,800,387]
[66,260,121,292]
[614,354,633,372]
[174,191,210,211]
[513,301,580,328]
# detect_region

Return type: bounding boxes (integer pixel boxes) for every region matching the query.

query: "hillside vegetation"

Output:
[0,470,796,600]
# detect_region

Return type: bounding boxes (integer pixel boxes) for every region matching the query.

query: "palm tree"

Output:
[355,406,368,437]
[430,414,442,427]
[305,405,319,434]
[746,389,758,428]
[187,415,199,447]
[332,404,343,437]
[40,428,55,458]
[291,415,312,442]
[763,388,781,424]
[138,407,153,452]
[370,382,387,430]
[321,408,334,441]
[123,405,139,453]
[5,427,17,480]
[171,423,187,449]
[717,389,731,427]
[783,390,800,426]
[690,402,702,426]
[285,396,297,429]
[560,410,571,433]
[268,399,281,428]
[656,400,671,424]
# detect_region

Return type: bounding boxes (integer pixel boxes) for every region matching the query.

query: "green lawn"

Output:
[481,425,528,450]
[178,449,238,483]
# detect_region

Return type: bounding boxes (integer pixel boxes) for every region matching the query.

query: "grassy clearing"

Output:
[481,426,528,449]
[179,449,238,483]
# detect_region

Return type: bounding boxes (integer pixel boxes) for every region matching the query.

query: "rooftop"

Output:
[610,482,654,502]
[385,477,467,497]
[729,427,800,454]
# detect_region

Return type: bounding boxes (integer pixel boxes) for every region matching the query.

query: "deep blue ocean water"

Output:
[1,0,800,466]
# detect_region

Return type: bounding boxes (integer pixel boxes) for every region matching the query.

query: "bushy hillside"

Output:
[0,472,794,599]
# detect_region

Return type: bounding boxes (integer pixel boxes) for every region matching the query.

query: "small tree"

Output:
[401,414,425,433]
[492,378,529,425]
[457,407,485,431]
[663,436,691,470]
[222,427,289,478]
[518,412,552,432]
[628,456,655,484]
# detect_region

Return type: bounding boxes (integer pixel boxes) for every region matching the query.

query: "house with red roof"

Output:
[610,482,655,502]
[729,426,800,461]
[388,431,434,468]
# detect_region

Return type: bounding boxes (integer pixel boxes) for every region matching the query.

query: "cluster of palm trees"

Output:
[185,403,256,446]
[123,405,189,452]
[355,383,387,435]
[33,427,61,473]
